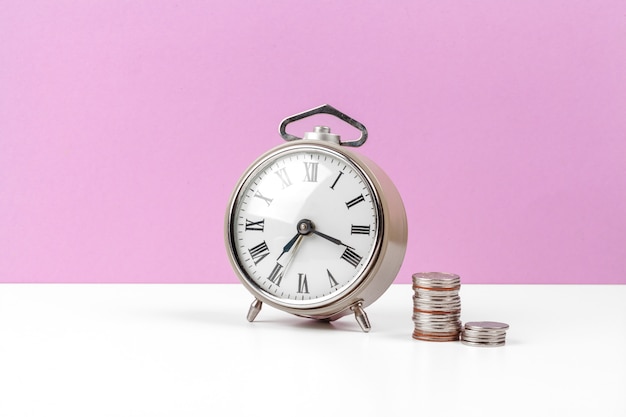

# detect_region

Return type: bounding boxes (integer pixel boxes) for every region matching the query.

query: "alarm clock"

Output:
[224,104,407,332]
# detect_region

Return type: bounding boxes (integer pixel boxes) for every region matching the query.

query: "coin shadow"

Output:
[502,337,522,346]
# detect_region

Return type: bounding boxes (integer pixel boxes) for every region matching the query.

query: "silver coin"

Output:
[413,272,460,280]
[415,322,461,330]
[413,288,459,298]
[412,282,460,289]
[414,295,460,301]
[414,323,461,330]
[464,321,509,331]
[416,320,461,326]
[414,284,460,290]
[462,328,506,337]
[415,324,462,330]
[413,336,460,342]
[413,281,461,287]
[413,304,461,310]
[412,314,460,320]
[414,299,461,305]
[415,297,460,304]
[414,329,460,335]
[461,335,507,343]
[413,332,460,342]
[414,301,461,308]
[414,304,460,310]
[413,295,461,303]
[413,314,461,321]
[414,333,460,339]
[412,272,460,286]
[413,298,460,304]
[461,340,506,347]
[414,317,460,323]
[462,335,506,343]
[415,325,462,332]
[414,308,461,314]
[413,283,460,290]
[415,320,461,327]
[414,318,461,325]
[414,296,461,303]
[414,311,461,317]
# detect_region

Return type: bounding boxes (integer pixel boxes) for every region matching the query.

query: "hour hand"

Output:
[277,233,300,260]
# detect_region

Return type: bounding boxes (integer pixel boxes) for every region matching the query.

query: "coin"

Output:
[462,328,506,336]
[412,272,460,288]
[464,321,509,331]
[462,335,507,343]
[461,340,505,347]
[413,331,460,342]
[412,314,461,322]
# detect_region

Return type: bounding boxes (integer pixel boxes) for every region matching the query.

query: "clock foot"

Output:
[351,302,371,333]
[246,298,263,322]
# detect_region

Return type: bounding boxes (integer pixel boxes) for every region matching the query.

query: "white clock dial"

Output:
[231,145,381,306]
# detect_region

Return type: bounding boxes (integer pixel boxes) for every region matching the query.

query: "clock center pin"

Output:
[297,219,314,235]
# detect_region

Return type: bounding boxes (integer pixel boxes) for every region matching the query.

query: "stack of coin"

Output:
[461,321,509,347]
[412,272,462,342]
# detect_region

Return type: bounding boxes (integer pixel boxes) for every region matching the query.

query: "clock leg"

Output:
[351,302,371,333]
[246,298,263,322]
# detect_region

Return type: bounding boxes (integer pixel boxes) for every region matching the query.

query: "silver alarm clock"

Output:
[225,105,407,332]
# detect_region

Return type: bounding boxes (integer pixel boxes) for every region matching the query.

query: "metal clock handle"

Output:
[279,104,368,147]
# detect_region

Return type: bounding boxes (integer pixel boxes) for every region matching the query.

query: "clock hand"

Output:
[311,229,354,249]
[279,234,304,280]
[277,232,300,261]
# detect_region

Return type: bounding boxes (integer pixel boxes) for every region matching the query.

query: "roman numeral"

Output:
[303,162,318,182]
[297,273,309,294]
[330,171,344,190]
[351,225,370,235]
[345,194,365,209]
[327,269,339,288]
[248,241,270,265]
[267,262,284,286]
[245,218,265,231]
[254,191,273,206]
[275,168,292,189]
[340,247,362,268]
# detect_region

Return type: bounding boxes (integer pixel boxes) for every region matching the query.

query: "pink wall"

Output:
[1,1,625,284]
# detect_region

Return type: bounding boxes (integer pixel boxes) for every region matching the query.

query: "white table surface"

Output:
[1,284,624,417]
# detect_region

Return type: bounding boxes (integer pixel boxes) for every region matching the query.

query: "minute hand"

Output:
[311,230,353,249]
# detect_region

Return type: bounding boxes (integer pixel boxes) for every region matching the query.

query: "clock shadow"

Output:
[131,307,249,328]
[133,307,363,332]
[257,317,363,333]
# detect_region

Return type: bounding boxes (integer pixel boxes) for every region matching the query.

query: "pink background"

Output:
[1,1,625,284]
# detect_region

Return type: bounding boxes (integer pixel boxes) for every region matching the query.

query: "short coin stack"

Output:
[412,272,462,342]
[461,321,509,347]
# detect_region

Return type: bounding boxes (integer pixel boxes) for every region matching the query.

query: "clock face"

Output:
[229,144,381,307]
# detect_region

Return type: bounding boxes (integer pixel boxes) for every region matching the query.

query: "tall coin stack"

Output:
[412,272,462,342]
